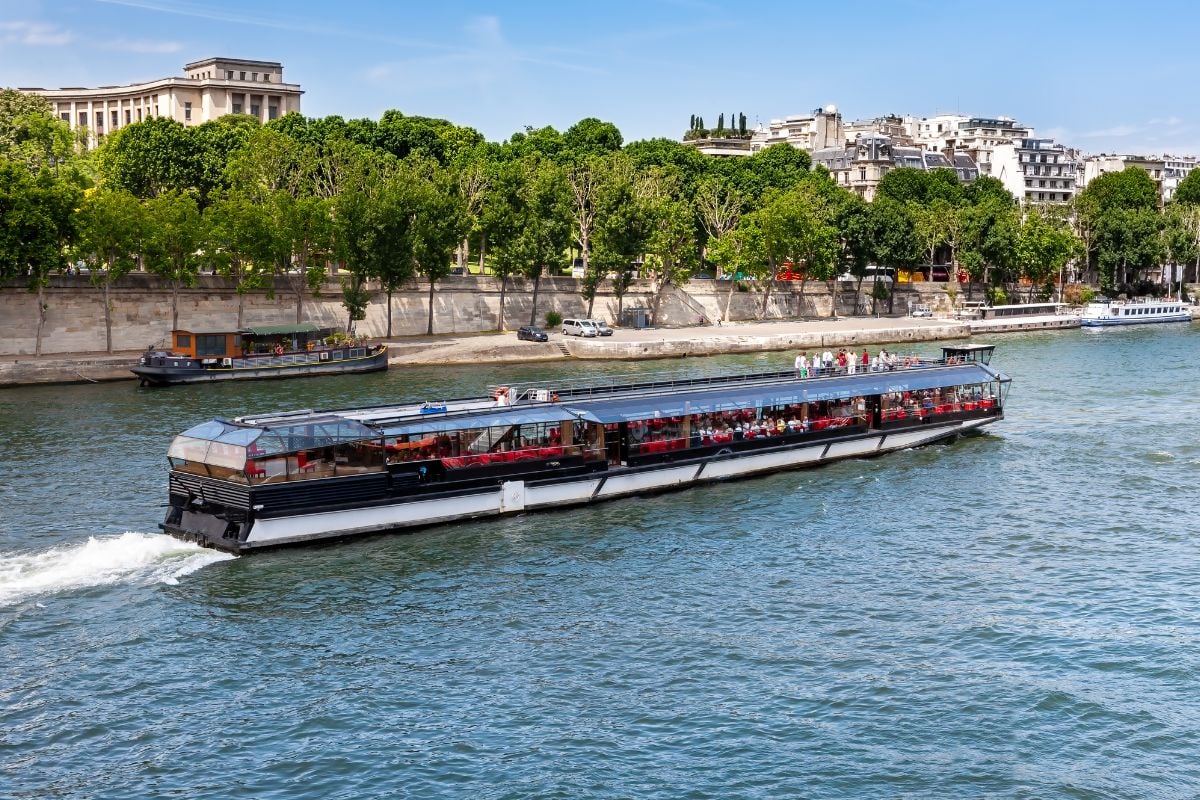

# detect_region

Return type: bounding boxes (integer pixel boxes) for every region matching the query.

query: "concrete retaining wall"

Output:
[0,273,958,357]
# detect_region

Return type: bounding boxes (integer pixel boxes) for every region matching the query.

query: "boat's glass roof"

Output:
[169,416,378,467]
[569,364,997,424]
[379,405,582,437]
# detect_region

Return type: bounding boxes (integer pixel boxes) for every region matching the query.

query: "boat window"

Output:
[175,333,191,349]
[196,334,227,357]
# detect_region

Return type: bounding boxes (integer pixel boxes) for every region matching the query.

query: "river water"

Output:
[2,326,1198,799]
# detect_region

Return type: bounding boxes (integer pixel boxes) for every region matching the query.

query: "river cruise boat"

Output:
[1080,298,1192,327]
[132,323,388,386]
[160,346,1009,553]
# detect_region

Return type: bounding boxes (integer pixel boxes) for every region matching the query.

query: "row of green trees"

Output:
[4,86,1200,354]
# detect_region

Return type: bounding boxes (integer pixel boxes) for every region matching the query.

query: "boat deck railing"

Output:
[500,357,947,405]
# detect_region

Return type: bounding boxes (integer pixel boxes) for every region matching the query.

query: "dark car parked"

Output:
[517,325,549,342]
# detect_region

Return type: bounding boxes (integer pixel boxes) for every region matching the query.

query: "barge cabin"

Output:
[162,346,1010,552]
[133,323,388,386]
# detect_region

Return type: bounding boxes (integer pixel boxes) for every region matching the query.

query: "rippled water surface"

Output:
[2,327,1199,798]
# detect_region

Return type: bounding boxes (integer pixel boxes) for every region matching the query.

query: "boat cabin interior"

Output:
[941,345,994,365]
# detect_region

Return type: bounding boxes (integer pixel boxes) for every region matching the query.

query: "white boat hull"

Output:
[242,418,993,549]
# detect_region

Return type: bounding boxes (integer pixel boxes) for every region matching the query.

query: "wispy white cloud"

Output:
[94,0,449,51]
[100,37,183,54]
[0,20,74,46]
[367,15,602,94]
[1081,124,1141,138]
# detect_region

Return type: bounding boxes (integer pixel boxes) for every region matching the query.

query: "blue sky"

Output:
[3,0,1200,155]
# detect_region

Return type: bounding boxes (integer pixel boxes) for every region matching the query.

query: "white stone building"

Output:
[749,105,845,153]
[1163,155,1199,202]
[23,57,302,147]
[991,138,1077,204]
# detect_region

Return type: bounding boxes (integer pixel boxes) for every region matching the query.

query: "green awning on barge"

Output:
[239,323,323,336]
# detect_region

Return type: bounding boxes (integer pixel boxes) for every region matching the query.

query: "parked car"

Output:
[588,319,613,336]
[517,325,548,342]
[561,318,599,337]
[910,304,933,318]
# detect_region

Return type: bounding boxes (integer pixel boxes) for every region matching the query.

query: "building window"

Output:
[268,104,278,120]
[240,71,246,80]
[60,112,69,122]
[226,70,233,79]
[184,101,192,122]
[137,108,143,121]
[250,104,260,117]
[264,74,270,82]
[125,109,131,124]
[111,110,118,128]
[252,72,258,81]
[859,167,866,181]
[233,103,242,114]
[78,112,88,127]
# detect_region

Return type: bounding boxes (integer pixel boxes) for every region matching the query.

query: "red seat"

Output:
[245,461,266,477]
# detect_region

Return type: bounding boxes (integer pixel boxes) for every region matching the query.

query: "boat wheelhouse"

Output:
[162,346,1011,553]
[131,323,388,386]
[1080,298,1192,327]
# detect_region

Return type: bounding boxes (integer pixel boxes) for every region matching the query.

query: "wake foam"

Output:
[0,531,235,606]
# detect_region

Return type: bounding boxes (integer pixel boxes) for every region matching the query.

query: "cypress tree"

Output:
[717,113,724,131]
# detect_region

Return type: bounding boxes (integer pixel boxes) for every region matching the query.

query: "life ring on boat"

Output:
[274,345,285,356]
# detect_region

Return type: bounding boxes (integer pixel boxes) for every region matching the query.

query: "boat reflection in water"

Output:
[132,323,388,386]
[161,345,1010,553]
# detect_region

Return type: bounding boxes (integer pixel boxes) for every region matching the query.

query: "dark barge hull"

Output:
[133,346,388,386]
[162,410,1001,554]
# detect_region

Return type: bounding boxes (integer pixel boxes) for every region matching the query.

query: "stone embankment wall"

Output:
[0,273,956,356]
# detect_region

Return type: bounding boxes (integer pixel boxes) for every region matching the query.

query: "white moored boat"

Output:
[1080,298,1192,327]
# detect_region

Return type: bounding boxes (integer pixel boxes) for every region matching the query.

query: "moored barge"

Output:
[132,323,388,386]
[161,345,1010,553]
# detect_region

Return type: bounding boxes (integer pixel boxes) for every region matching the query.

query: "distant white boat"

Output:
[1080,298,1192,327]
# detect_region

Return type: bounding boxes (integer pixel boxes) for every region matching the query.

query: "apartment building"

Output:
[812,134,978,201]
[991,138,1077,204]
[23,57,302,146]
[749,105,845,153]
[908,115,1032,176]
[1163,155,1199,202]
[1080,154,1168,204]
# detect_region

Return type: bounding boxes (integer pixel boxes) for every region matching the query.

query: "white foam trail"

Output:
[0,531,235,606]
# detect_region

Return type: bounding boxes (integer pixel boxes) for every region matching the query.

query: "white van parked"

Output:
[561,318,599,337]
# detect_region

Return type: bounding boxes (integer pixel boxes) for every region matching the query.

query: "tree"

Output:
[876,167,963,206]
[266,192,333,323]
[756,183,838,318]
[143,190,204,331]
[563,118,623,159]
[204,192,271,329]
[74,188,148,353]
[0,89,77,177]
[0,162,80,354]
[413,168,468,335]
[593,171,655,319]
[98,117,200,198]
[708,212,764,322]
[491,159,571,327]
[1016,205,1079,301]
[638,168,699,322]
[1173,169,1200,206]
[567,157,603,316]
[1164,203,1200,283]
[867,199,923,312]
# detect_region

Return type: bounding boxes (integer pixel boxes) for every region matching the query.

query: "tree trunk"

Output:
[103,276,113,354]
[35,284,46,357]
[497,276,507,330]
[723,276,736,323]
[760,278,772,319]
[386,288,393,338]
[828,280,838,318]
[427,278,436,335]
[457,239,467,271]
[529,273,542,326]
[855,276,865,316]
[478,233,487,273]
[171,280,180,331]
[294,280,305,324]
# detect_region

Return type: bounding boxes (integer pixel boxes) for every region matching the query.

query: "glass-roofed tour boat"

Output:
[162,345,1010,553]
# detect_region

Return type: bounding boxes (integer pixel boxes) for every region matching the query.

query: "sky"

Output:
[3,0,1200,156]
